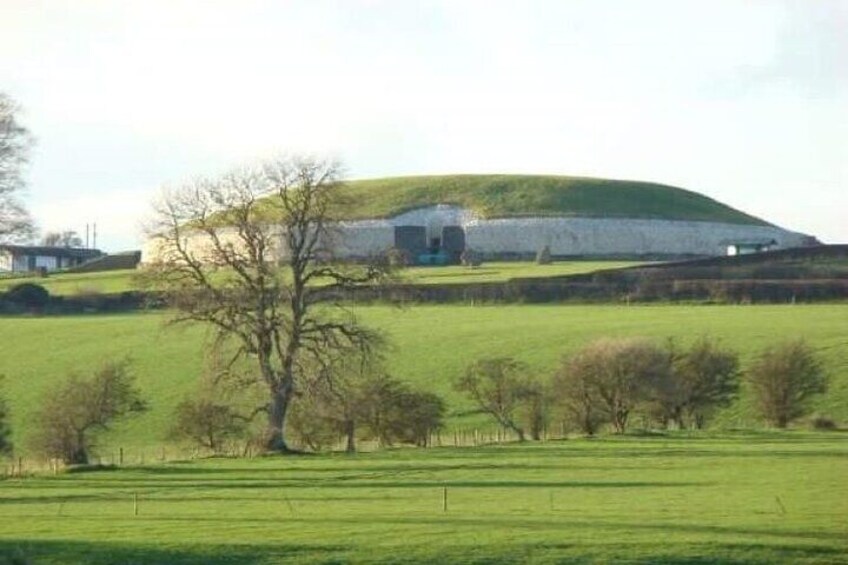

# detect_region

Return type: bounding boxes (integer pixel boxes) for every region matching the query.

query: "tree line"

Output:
[0,334,831,466]
[456,336,828,439]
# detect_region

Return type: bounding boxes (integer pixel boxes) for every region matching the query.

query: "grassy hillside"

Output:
[335,174,770,224]
[0,304,846,456]
[1,434,845,563]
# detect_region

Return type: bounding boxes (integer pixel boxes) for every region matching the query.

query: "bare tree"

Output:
[142,156,387,453]
[564,338,669,434]
[552,354,604,436]
[652,337,740,429]
[291,352,445,452]
[41,231,62,246]
[0,93,34,242]
[169,398,247,454]
[42,230,83,247]
[29,359,146,464]
[455,357,536,441]
[747,339,826,428]
[290,351,382,453]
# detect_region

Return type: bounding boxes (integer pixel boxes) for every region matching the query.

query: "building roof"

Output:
[0,245,102,259]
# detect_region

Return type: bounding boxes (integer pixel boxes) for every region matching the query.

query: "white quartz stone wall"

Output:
[141,205,812,263]
[463,217,810,256]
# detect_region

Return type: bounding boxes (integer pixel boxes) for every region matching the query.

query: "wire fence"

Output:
[2,423,573,478]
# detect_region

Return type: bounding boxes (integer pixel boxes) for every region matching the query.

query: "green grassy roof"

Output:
[334,175,768,225]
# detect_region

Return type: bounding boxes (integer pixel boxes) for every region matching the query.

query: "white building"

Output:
[0,245,102,273]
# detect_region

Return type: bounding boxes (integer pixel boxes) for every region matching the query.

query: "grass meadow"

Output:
[0,304,846,456]
[1,303,847,563]
[1,434,846,564]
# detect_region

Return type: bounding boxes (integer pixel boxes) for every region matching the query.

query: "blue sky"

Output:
[2,0,846,251]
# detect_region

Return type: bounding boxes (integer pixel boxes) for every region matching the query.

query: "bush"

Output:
[651,337,740,429]
[358,373,446,448]
[5,283,49,310]
[809,415,837,431]
[556,338,670,434]
[552,356,604,436]
[28,359,146,464]
[747,339,826,428]
[289,362,446,452]
[535,245,552,265]
[169,398,246,453]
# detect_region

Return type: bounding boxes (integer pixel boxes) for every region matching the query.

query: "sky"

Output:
[1,0,846,251]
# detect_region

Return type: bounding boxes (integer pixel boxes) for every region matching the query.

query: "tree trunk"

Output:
[265,378,294,452]
[68,431,89,465]
[613,408,628,434]
[344,419,356,453]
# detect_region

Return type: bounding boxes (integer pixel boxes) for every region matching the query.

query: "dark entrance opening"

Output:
[394,225,427,259]
[442,226,466,263]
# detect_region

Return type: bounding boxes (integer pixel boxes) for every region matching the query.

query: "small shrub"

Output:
[809,415,837,431]
[169,398,246,453]
[535,245,552,265]
[5,283,49,310]
[28,359,146,464]
[747,339,826,428]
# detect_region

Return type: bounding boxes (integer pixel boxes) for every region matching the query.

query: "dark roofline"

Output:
[0,245,103,258]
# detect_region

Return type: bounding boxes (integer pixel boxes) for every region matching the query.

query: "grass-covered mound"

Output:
[335,174,769,224]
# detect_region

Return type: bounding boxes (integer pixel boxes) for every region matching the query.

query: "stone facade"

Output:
[141,205,813,264]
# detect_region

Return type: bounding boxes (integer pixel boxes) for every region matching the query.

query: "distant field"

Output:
[0,434,845,563]
[0,270,140,296]
[0,261,640,296]
[0,304,846,456]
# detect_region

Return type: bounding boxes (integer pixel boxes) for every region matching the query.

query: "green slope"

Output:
[0,304,845,455]
[334,174,769,224]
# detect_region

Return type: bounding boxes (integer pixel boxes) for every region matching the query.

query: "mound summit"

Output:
[336,174,768,225]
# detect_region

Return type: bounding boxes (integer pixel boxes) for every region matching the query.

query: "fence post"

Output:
[119,447,124,466]
[443,486,448,512]
[133,492,138,516]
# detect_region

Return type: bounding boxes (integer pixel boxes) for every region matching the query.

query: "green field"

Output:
[1,434,846,563]
[1,304,846,456]
[334,175,768,224]
[0,261,640,296]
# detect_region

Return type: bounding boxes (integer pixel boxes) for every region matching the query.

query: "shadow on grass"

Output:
[130,515,845,544]
[0,540,343,565]
[2,479,715,492]
[2,538,841,565]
